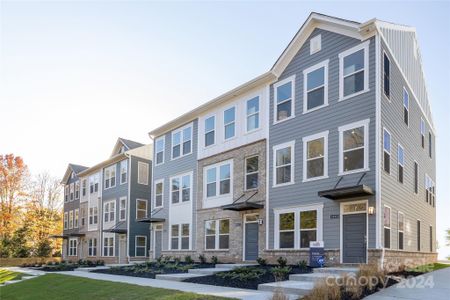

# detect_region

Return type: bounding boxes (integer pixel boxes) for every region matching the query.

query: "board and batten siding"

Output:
[152,120,198,251]
[268,28,377,250]
[380,39,436,253]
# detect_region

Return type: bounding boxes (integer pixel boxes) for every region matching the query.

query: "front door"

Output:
[342,213,367,263]
[244,215,259,261]
[154,229,162,259]
[119,235,127,264]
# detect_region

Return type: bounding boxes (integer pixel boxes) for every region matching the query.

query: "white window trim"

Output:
[103,235,115,257]
[338,119,370,176]
[244,155,259,191]
[274,204,323,250]
[272,140,295,187]
[70,183,74,201]
[137,161,149,185]
[223,106,237,141]
[136,198,148,220]
[338,40,370,101]
[170,223,191,251]
[103,200,116,224]
[74,208,79,228]
[420,118,425,136]
[69,238,77,256]
[204,114,216,148]
[383,127,391,174]
[69,210,73,229]
[203,160,233,200]
[169,172,193,205]
[120,160,128,185]
[171,123,193,160]
[75,181,80,200]
[64,212,68,229]
[104,165,116,190]
[403,87,410,127]
[383,205,391,249]
[245,96,260,134]
[119,197,127,221]
[88,238,97,256]
[204,219,230,250]
[398,143,404,167]
[135,235,147,257]
[155,136,165,166]
[153,179,164,209]
[303,59,329,114]
[302,131,329,182]
[273,75,296,125]
[398,211,405,250]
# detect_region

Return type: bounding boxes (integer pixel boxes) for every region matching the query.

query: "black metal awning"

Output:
[69,233,86,237]
[318,184,374,200]
[103,228,127,234]
[49,234,69,239]
[137,217,166,223]
[222,202,264,211]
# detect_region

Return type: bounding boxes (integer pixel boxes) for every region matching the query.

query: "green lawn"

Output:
[0,269,24,284]
[408,262,450,273]
[0,274,234,300]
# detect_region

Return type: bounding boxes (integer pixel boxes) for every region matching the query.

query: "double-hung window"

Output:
[103,201,115,223]
[120,160,128,184]
[104,165,116,189]
[74,209,79,228]
[64,212,68,229]
[384,206,391,249]
[303,60,328,113]
[69,239,77,256]
[82,179,87,197]
[274,76,295,122]
[137,162,149,185]
[205,161,232,198]
[224,107,236,140]
[245,156,259,190]
[403,88,409,126]
[338,119,369,175]
[398,144,404,183]
[171,173,191,204]
[420,118,425,148]
[103,236,114,256]
[204,116,215,147]
[70,183,74,201]
[75,181,80,199]
[89,174,98,194]
[155,137,165,165]
[69,210,73,229]
[279,212,295,248]
[135,236,147,256]
[383,52,390,98]
[246,96,259,132]
[425,175,435,206]
[273,141,294,186]
[339,41,369,100]
[136,199,148,219]
[154,180,164,208]
[205,219,229,250]
[119,197,126,221]
[64,186,69,202]
[383,129,391,174]
[171,224,190,250]
[303,131,328,181]
[88,238,97,256]
[398,212,404,250]
[172,125,192,159]
[89,207,98,225]
[428,132,433,158]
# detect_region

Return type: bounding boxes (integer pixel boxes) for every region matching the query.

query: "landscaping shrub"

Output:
[256,257,267,266]
[198,254,207,264]
[276,257,287,267]
[303,279,341,300]
[298,260,308,271]
[216,267,266,282]
[211,256,219,264]
[176,264,194,272]
[356,264,386,292]
[163,256,172,263]
[184,255,194,264]
[270,266,291,281]
[173,257,181,264]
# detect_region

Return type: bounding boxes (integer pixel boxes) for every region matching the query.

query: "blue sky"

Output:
[1,1,449,257]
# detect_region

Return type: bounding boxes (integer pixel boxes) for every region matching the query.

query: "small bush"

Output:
[96,260,105,266]
[163,256,172,263]
[357,264,386,292]
[176,264,194,272]
[276,256,287,267]
[184,255,194,264]
[217,267,266,282]
[198,254,207,264]
[298,260,308,271]
[256,257,267,266]
[303,279,341,300]
[156,255,163,263]
[173,257,181,264]
[271,266,291,282]
[271,289,289,300]
[211,256,219,264]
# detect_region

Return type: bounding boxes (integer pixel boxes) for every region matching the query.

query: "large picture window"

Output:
[339,119,369,175]
[339,41,369,100]
[274,76,295,122]
[205,219,229,250]
[303,131,328,181]
[273,141,294,186]
[303,60,328,113]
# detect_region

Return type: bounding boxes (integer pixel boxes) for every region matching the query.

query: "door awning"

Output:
[318,184,374,200]
[49,234,69,239]
[103,228,127,234]
[222,202,264,211]
[137,217,166,223]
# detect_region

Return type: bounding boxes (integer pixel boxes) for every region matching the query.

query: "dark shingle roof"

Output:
[69,164,88,174]
[119,138,144,150]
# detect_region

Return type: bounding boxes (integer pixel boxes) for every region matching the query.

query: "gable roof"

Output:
[110,137,145,158]
[61,163,88,184]
[148,12,435,136]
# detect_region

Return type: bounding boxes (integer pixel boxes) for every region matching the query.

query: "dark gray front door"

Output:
[245,223,259,261]
[343,213,367,263]
[154,230,162,259]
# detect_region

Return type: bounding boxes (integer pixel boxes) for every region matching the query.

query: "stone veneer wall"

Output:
[368,249,437,271]
[262,249,341,266]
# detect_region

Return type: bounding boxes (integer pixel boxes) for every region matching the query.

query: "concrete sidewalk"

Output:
[54,271,289,300]
[366,266,450,300]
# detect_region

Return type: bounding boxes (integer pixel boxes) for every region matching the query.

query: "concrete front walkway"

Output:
[55,271,289,300]
[366,266,450,300]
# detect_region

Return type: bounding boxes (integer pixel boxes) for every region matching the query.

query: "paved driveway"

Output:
[366,266,450,300]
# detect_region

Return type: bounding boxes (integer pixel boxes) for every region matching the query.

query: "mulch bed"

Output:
[183,265,312,290]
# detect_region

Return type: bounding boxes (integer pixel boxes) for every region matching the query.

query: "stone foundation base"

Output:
[368,249,437,272]
[262,249,341,266]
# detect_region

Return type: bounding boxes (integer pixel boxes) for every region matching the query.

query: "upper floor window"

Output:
[89,207,98,225]
[64,212,68,229]
[75,181,80,200]
[403,88,409,126]
[137,162,149,185]
[171,173,191,204]
[428,132,433,158]
[338,119,369,175]
[425,174,435,206]
[339,41,369,101]
[155,137,165,165]
[64,186,69,202]
[383,52,390,98]
[205,219,229,250]
[69,210,73,229]
[119,197,127,221]
[70,183,74,201]
[136,199,148,219]
[420,118,425,148]
[274,76,295,123]
[398,144,404,184]
[303,131,328,181]
[383,129,391,174]
[89,174,99,194]
[205,161,232,198]
[74,209,79,228]
[246,97,259,132]
[303,60,328,113]
[154,180,164,208]
[104,165,116,189]
[103,201,115,223]
[82,179,87,197]
[204,116,215,147]
[383,206,391,249]
[245,156,259,190]
[172,125,192,159]
[414,161,419,194]
[120,160,128,184]
[223,107,236,140]
[273,141,295,186]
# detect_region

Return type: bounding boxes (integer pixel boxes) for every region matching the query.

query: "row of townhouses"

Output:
[61,13,436,266]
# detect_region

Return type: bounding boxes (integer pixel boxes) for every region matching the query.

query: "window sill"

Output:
[338,168,370,176]
[171,152,193,162]
[303,175,328,183]
[203,249,229,252]
[302,103,329,115]
[273,115,295,126]
[244,127,261,136]
[339,88,370,102]
[272,181,295,188]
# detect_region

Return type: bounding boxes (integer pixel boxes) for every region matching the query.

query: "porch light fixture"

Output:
[368,206,375,215]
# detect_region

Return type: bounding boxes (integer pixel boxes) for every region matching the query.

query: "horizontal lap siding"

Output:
[268,29,377,250]
[380,40,436,253]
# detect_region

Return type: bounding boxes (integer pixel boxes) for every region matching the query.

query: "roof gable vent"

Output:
[310,34,321,55]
